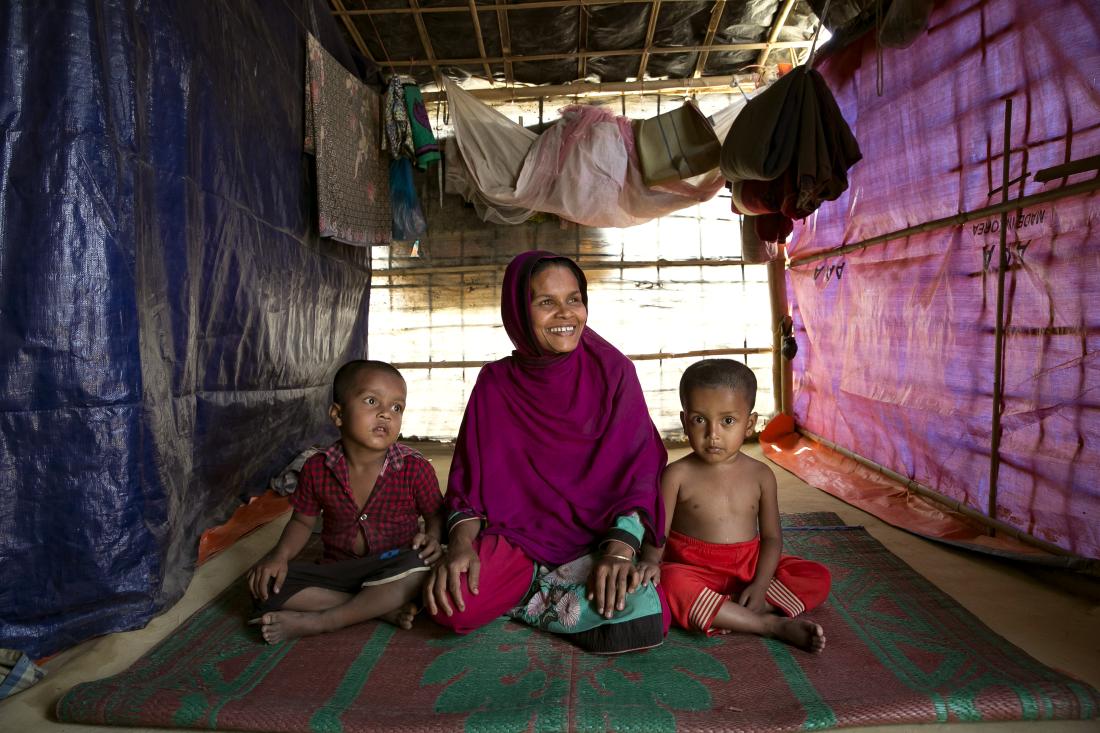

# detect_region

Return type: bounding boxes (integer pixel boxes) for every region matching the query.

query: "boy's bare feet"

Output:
[380,602,419,630]
[258,611,327,643]
[767,616,826,653]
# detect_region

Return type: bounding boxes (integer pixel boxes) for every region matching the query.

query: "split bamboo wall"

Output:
[369,186,773,441]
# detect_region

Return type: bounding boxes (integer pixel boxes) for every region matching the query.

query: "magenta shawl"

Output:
[446,251,667,566]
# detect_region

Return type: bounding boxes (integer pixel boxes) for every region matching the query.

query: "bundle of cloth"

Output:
[382,75,440,240]
[720,65,862,247]
[444,78,726,228]
[383,75,440,170]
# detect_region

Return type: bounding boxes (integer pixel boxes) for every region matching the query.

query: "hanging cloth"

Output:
[390,157,427,241]
[304,34,391,245]
[443,78,725,228]
[403,82,441,170]
[719,65,861,242]
[382,75,415,160]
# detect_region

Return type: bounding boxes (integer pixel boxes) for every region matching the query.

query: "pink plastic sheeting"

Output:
[444,78,726,227]
[785,0,1100,559]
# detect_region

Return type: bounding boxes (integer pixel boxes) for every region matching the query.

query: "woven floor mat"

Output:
[57,518,1098,732]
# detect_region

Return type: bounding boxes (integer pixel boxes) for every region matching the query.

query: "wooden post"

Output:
[988,98,1012,534]
[767,245,791,415]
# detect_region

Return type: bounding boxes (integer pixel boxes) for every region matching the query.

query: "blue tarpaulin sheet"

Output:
[0,0,378,658]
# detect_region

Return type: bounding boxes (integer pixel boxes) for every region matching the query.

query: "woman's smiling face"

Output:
[528,264,587,355]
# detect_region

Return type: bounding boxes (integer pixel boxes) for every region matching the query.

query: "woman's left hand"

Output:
[587,554,635,618]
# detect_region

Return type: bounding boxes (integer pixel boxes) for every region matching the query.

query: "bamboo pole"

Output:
[335,0,743,14]
[577,6,588,80]
[1033,154,1100,182]
[988,99,1012,533]
[496,0,514,85]
[636,0,663,81]
[390,346,771,371]
[407,0,443,89]
[372,257,749,278]
[466,0,493,82]
[422,75,751,102]
[755,0,797,69]
[329,0,376,64]
[766,248,790,415]
[391,41,813,70]
[787,177,1100,268]
[692,0,726,79]
[795,427,1099,572]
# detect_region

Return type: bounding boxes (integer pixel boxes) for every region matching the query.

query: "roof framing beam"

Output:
[334,0,730,15]
[329,0,376,64]
[421,73,746,102]
[692,0,726,78]
[385,39,812,68]
[407,0,443,87]
[636,0,662,81]
[466,0,493,81]
[497,0,514,84]
[577,5,588,80]
[756,0,798,68]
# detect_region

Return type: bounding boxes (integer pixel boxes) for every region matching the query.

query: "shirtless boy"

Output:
[635,359,830,651]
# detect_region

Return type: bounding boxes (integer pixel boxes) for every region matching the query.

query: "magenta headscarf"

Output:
[446,250,667,566]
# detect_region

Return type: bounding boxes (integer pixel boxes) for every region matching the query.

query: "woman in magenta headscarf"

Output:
[424,251,670,653]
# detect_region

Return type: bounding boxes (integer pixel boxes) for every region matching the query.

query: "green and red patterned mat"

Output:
[57,514,1099,732]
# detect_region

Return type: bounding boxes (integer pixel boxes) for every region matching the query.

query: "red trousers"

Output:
[661,530,830,635]
[428,534,536,633]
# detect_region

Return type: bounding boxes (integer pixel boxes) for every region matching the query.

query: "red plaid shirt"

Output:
[290,441,442,562]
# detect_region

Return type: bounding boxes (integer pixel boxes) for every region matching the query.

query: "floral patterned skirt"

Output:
[507,553,668,655]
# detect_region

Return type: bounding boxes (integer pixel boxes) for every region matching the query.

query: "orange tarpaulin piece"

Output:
[760,415,1058,561]
[197,491,291,566]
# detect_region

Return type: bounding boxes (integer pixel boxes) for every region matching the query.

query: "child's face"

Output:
[680,386,757,464]
[329,369,407,452]
[528,265,587,355]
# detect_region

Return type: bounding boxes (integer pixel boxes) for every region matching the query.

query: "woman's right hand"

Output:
[424,542,480,617]
[247,553,288,601]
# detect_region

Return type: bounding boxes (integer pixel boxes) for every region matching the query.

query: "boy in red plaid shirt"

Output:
[247,360,444,643]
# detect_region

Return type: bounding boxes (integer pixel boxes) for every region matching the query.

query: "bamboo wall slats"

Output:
[369,163,774,439]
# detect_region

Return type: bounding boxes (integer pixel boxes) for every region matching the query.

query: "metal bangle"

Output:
[447,516,481,540]
[603,552,634,563]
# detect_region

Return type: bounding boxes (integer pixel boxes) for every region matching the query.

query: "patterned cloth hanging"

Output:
[403,82,441,170]
[382,75,415,161]
[304,34,391,246]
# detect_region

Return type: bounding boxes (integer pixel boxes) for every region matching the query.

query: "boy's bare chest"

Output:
[674,478,759,542]
[346,468,382,511]
[680,479,757,516]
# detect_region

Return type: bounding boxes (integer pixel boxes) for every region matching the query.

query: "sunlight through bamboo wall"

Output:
[369,189,774,441]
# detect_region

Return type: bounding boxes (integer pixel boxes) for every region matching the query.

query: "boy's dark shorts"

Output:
[255,548,430,613]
